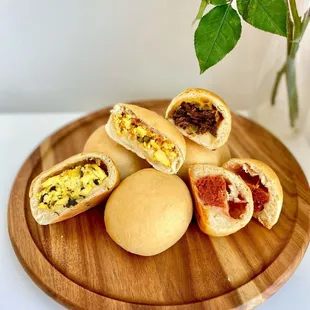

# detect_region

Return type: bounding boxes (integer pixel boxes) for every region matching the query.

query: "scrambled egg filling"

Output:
[113,112,178,167]
[37,164,107,211]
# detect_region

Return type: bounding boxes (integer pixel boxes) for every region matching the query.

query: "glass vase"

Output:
[250,1,310,141]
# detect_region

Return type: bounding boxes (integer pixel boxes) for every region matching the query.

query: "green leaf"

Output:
[194,5,242,73]
[237,0,287,37]
[211,0,229,5]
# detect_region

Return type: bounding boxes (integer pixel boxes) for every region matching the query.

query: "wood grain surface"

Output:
[8,100,310,310]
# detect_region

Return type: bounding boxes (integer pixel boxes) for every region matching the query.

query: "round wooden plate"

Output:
[8,100,310,310]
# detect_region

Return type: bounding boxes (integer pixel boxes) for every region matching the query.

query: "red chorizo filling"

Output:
[195,175,247,219]
[234,167,269,212]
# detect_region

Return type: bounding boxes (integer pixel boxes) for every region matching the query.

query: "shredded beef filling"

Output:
[234,168,269,212]
[172,102,223,137]
[195,175,247,219]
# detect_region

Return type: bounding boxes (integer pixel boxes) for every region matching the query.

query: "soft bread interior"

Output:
[30,153,118,225]
[166,89,231,150]
[106,105,184,174]
[223,158,283,229]
[189,164,254,236]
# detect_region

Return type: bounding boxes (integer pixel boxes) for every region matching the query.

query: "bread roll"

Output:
[29,153,120,225]
[104,169,193,256]
[223,158,283,229]
[189,164,253,236]
[166,88,231,150]
[178,137,231,180]
[106,104,186,174]
[83,125,149,180]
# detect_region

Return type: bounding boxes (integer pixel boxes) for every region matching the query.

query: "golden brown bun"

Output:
[166,88,232,150]
[106,104,186,174]
[29,152,120,225]
[223,158,283,229]
[83,125,149,180]
[189,164,254,237]
[104,168,193,256]
[178,138,231,180]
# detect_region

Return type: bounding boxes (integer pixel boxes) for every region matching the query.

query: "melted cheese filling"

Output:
[113,112,178,167]
[37,164,107,211]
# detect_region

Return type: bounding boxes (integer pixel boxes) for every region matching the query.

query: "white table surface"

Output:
[1,112,310,310]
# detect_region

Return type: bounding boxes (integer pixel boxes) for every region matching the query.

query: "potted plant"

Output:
[193,0,310,138]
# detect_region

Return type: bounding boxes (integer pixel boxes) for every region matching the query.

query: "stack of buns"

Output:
[29,88,283,256]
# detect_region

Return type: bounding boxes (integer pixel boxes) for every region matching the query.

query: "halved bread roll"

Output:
[29,152,120,225]
[223,158,283,229]
[106,103,186,174]
[166,88,231,150]
[83,125,149,180]
[189,164,254,236]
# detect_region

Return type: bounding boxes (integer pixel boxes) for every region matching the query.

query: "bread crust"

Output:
[104,168,193,256]
[178,138,231,181]
[106,103,186,174]
[83,125,149,180]
[166,88,232,150]
[223,158,283,229]
[29,152,120,225]
[189,164,254,236]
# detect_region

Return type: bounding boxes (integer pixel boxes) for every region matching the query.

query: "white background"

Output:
[0,0,286,112]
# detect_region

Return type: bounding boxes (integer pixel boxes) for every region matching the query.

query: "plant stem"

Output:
[271,0,310,128]
[271,63,286,106]
[286,56,299,127]
[271,1,292,107]
[192,0,209,25]
[286,0,300,127]
[288,0,302,29]
[286,2,293,54]
[301,7,310,36]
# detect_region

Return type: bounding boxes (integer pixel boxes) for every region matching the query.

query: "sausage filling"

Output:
[233,167,269,212]
[195,175,247,219]
[114,111,178,167]
[172,102,223,137]
[37,160,108,212]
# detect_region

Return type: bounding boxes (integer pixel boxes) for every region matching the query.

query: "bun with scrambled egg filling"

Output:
[29,152,120,225]
[178,137,231,181]
[189,164,253,237]
[223,158,283,229]
[106,104,186,174]
[105,168,193,256]
[83,125,149,180]
[166,88,232,150]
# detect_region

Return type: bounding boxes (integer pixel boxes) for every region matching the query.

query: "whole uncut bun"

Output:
[104,169,193,256]
[178,137,231,181]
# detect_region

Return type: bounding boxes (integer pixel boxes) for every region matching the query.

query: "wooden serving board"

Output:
[8,100,310,310]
